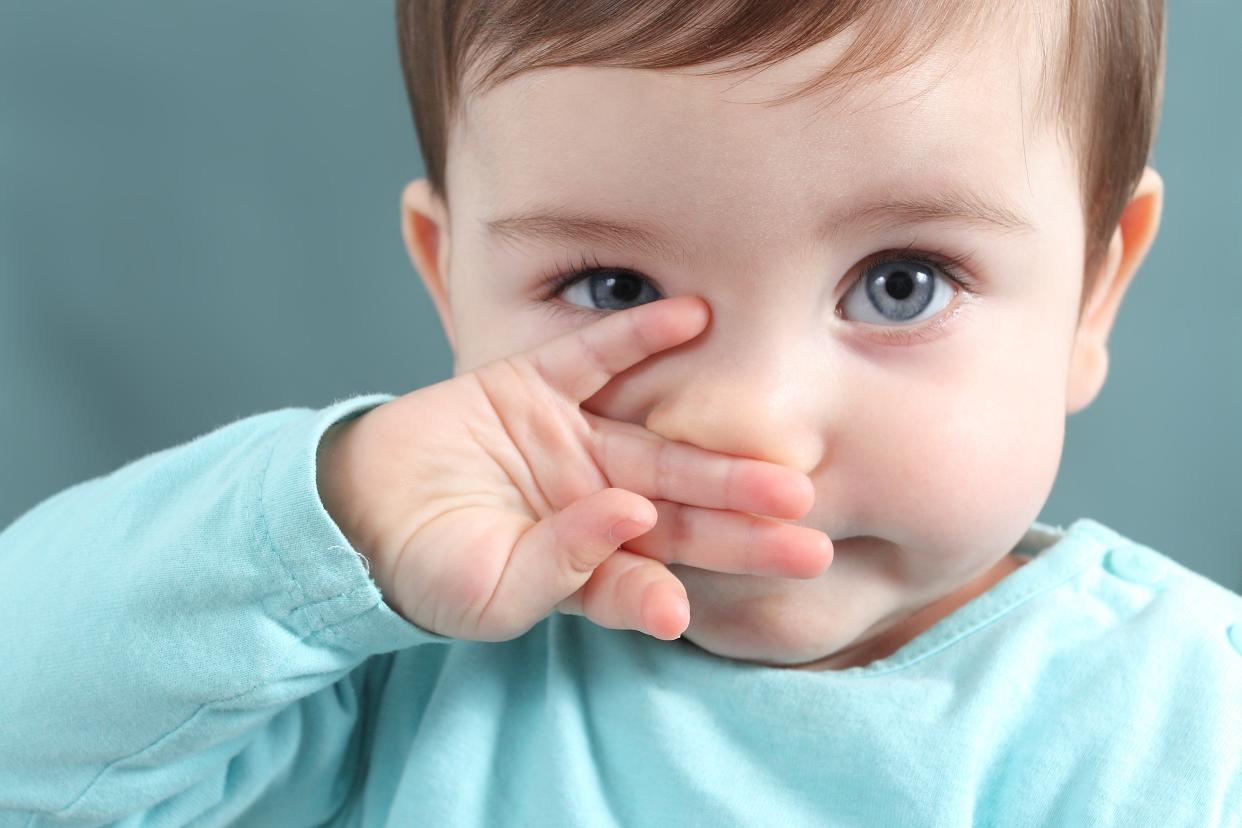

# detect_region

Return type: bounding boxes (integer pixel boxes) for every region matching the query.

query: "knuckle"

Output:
[742,512,766,572]
[653,438,673,501]
[624,305,653,352]
[525,348,552,388]
[723,459,739,511]
[566,538,603,577]
[669,502,691,560]
[614,556,651,609]
[552,511,597,576]
[576,327,613,384]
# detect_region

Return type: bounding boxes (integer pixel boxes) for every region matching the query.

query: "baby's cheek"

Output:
[861,368,1064,573]
[940,387,1064,566]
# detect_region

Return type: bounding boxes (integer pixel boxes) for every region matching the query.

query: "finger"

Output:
[622,500,833,579]
[519,295,710,404]
[487,486,658,638]
[584,411,815,520]
[558,548,690,642]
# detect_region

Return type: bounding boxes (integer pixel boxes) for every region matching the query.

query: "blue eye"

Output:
[557,267,662,313]
[536,251,665,315]
[536,247,980,345]
[840,256,955,326]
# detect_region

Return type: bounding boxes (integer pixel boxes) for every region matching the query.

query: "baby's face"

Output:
[418,20,1099,668]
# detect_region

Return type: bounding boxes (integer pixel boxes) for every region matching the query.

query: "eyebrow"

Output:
[483,186,1035,260]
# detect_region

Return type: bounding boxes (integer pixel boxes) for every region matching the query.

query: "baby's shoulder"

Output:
[1123,529,1240,613]
[1081,519,1242,676]
[996,520,1242,821]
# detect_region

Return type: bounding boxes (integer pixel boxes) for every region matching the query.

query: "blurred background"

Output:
[0,1,1238,591]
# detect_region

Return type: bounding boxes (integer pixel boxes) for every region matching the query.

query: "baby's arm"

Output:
[0,394,453,827]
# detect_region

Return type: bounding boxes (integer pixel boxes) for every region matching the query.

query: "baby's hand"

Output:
[316,295,833,642]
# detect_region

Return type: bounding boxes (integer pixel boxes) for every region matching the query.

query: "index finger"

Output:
[520,295,710,403]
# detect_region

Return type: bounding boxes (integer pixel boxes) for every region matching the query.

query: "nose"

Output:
[641,346,827,477]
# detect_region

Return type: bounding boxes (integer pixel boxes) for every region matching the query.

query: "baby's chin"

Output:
[668,538,911,669]
[671,536,1034,670]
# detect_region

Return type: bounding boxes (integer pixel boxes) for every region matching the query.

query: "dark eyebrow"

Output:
[483,186,1034,259]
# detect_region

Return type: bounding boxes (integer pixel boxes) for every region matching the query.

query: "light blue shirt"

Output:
[2,394,1239,827]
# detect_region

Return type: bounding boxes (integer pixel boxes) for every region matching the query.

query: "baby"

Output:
[2,0,1239,826]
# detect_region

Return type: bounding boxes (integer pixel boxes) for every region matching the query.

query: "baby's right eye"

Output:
[551,267,664,315]
[534,249,667,319]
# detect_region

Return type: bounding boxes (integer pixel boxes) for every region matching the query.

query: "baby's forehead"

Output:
[438,0,1092,267]
[455,1,1065,149]
[452,14,1066,209]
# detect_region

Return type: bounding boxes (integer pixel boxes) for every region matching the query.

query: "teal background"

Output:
[0,2,1238,591]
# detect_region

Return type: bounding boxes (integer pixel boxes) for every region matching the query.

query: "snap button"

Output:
[1228,624,1242,657]
[1103,545,1168,586]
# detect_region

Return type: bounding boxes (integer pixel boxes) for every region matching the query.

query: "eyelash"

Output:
[533,244,983,346]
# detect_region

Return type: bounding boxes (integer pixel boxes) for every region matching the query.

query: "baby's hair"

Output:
[395,0,1165,321]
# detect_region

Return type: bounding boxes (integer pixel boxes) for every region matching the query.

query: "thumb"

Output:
[488,487,656,635]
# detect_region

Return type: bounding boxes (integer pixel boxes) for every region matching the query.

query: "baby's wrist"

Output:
[317,419,374,564]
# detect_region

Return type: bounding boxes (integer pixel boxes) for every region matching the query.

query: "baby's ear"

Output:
[1066,166,1164,414]
[401,178,456,350]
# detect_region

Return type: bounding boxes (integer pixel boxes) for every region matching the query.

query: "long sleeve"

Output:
[0,393,455,827]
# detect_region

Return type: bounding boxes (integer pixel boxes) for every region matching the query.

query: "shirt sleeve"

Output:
[0,393,455,827]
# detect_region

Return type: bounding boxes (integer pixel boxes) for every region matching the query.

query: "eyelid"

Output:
[857,244,983,294]
[847,296,973,347]
[540,244,982,294]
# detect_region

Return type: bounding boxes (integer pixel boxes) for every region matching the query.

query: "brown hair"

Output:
[395,0,1165,315]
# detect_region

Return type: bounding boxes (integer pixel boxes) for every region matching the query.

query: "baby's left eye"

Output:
[839,256,958,329]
